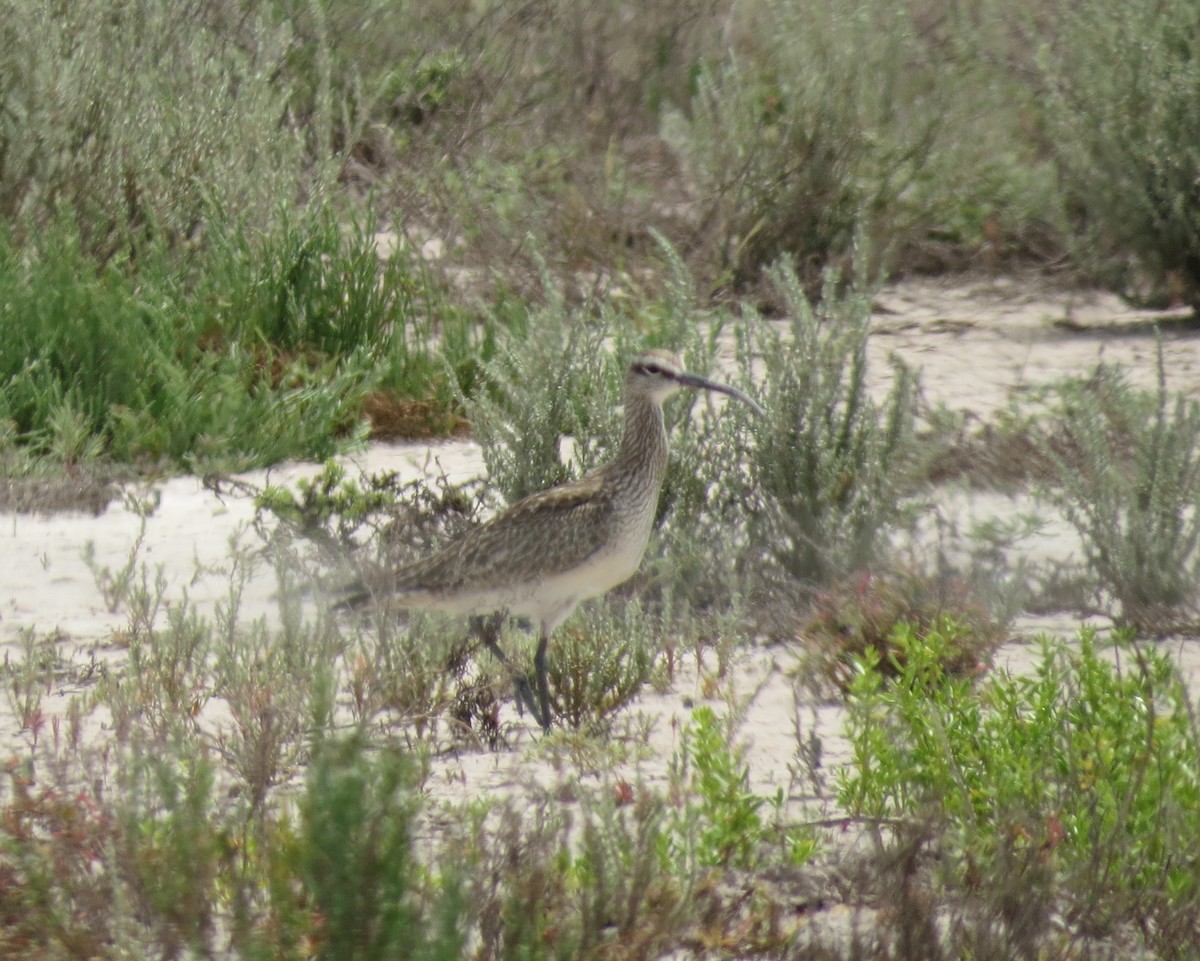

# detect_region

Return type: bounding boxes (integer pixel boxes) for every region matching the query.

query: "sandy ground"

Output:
[3,273,1199,949]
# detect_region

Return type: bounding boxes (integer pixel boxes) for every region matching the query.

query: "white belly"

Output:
[507,523,650,625]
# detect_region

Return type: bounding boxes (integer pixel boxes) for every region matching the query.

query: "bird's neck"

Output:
[612,393,669,488]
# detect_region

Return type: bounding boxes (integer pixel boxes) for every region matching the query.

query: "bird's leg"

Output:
[470,613,543,724]
[533,630,552,733]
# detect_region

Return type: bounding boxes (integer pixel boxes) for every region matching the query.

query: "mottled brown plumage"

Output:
[341,349,763,730]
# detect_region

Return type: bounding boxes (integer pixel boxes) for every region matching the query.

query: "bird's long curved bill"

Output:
[678,371,766,417]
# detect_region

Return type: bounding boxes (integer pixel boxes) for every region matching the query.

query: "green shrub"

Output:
[724,261,916,608]
[298,735,465,961]
[212,211,419,358]
[662,0,943,286]
[839,625,1200,952]
[0,0,308,257]
[1036,347,1200,632]
[1040,0,1200,307]
[115,734,225,957]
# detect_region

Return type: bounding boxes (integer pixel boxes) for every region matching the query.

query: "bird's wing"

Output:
[370,472,617,597]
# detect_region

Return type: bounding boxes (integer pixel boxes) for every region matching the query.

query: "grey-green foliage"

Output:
[348,612,470,734]
[1039,0,1200,307]
[1037,344,1200,631]
[730,261,916,599]
[459,255,721,509]
[300,735,465,961]
[115,732,223,957]
[457,295,627,505]
[0,0,309,254]
[212,562,341,811]
[547,599,661,730]
[573,793,678,954]
[461,789,680,960]
[662,0,941,285]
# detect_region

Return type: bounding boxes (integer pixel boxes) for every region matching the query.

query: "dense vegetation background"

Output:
[3,0,1198,474]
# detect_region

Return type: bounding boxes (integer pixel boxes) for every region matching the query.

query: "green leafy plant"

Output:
[298,735,465,961]
[254,459,483,565]
[802,568,1004,692]
[0,217,385,470]
[839,624,1200,952]
[664,706,814,874]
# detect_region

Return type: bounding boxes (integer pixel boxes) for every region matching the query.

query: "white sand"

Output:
[4,271,1199,811]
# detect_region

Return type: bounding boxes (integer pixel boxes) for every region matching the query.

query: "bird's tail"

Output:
[329,556,429,613]
[328,565,390,612]
[333,583,374,612]
[330,562,407,612]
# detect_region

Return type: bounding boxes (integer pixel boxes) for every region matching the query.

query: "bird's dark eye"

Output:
[644,363,661,375]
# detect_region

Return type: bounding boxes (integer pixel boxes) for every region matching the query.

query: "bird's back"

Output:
[344,468,644,621]
[342,357,676,623]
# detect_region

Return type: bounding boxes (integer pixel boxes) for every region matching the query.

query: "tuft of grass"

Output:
[211,572,341,810]
[0,219,377,470]
[114,732,226,957]
[345,612,474,741]
[0,202,485,472]
[571,791,683,956]
[2,629,77,746]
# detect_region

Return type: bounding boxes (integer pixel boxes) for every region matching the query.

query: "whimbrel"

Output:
[339,349,763,730]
